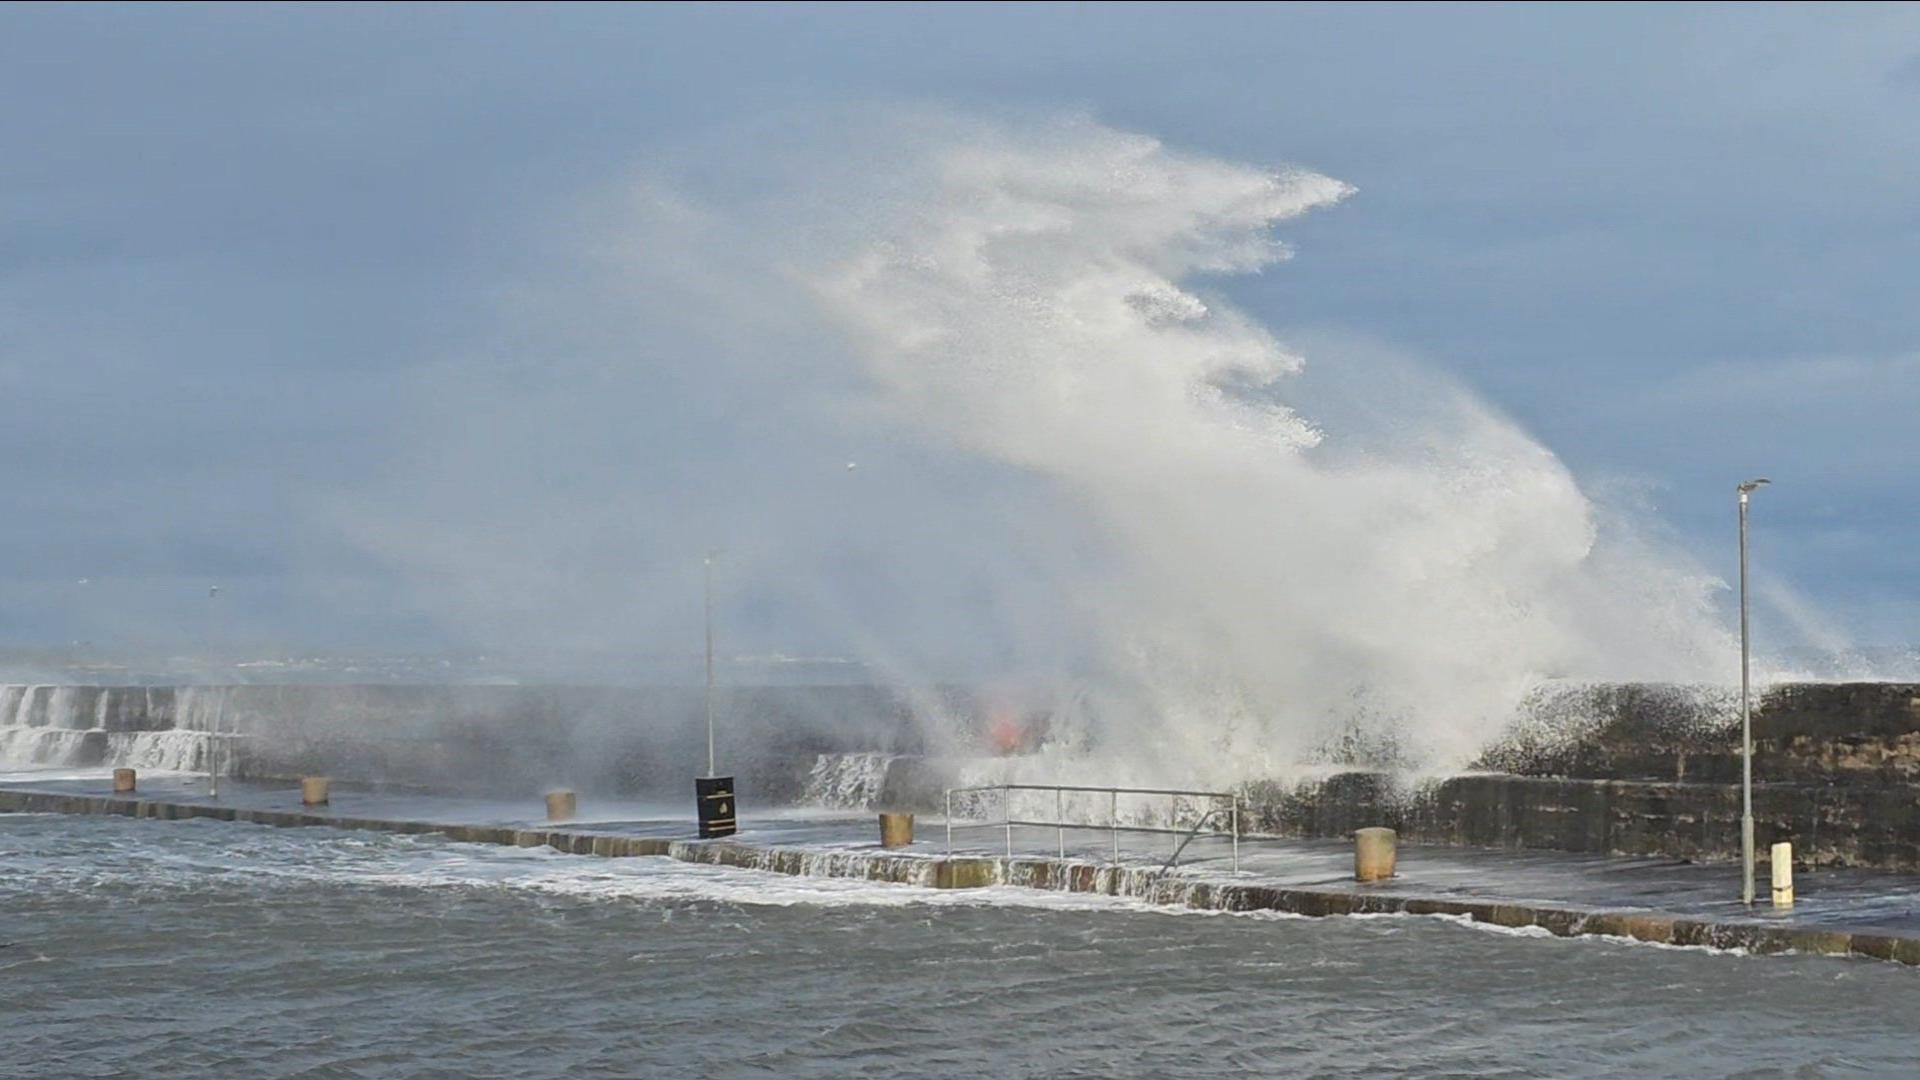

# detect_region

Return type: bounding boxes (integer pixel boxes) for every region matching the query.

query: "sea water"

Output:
[3,814,1916,1077]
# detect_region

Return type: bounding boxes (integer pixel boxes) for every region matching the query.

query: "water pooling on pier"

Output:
[3,814,1914,1077]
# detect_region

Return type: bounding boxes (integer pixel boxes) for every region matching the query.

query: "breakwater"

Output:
[1245,682,1920,870]
[7,680,1920,870]
[0,683,937,801]
[4,782,1919,966]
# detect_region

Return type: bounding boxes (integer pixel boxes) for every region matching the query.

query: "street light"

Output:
[208,585,224,799]
[1737,477,1769,905]
[75,577,90,657]
[703,551,717,778]
[695,550,737,839]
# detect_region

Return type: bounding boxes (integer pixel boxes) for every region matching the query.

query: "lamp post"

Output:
[207,584,223,799]
[704,550,716,778]
[74,577,90,670]
[1737,478,1769,905]
[695,550,736,838]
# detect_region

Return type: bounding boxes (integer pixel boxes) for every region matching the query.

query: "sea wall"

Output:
[1244,683,1920,870]
[1241,771,1920,870]
[1478,681,1920,785]
[9,680,1920,868]
[0,683,942,800]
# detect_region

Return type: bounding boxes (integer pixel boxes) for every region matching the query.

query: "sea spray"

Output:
[0,684,216,771]
[351,109,1752,785]
[797,114,1738,778]
[797,751,906,809]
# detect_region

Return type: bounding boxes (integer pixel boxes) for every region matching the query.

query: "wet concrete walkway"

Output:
[6,768,1920,963]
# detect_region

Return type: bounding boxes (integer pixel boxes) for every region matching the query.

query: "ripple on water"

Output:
[3,814,1919,1078]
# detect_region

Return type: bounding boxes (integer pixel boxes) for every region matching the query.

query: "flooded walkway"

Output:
[6,767,1920,963]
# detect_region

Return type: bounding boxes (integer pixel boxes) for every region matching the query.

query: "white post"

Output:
[1771,841,1794,908]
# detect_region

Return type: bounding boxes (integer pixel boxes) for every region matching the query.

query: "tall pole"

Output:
[704,552,716,778]
[74,577,90,671]
[1737,478,1768,905]
[208,584,222,799]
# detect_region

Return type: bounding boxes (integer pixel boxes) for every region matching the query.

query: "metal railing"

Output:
[944,783,1240,872]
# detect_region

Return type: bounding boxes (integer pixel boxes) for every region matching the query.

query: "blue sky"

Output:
[2,3,1916,656]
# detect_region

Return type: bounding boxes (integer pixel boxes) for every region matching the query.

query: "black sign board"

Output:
[696,775,737,838]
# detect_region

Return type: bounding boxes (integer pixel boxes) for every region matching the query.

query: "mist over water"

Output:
[358,111,1755,783]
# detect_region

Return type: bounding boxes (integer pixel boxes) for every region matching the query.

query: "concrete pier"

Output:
[8,773,1920,967]
[112,768,135,793]
[546,790,577,822]
[301,777,330,806]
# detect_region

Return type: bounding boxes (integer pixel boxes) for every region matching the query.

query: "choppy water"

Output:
[3,815,1917,1078]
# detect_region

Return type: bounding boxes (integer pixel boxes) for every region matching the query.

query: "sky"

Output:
[2,2,1917,663]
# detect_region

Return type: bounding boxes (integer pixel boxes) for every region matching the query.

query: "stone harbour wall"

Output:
[1241,771,1920,870]
[10,680,1920,869]
[1244,683,1920,870]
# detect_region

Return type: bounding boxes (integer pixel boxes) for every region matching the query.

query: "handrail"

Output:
[944,782,1240,872]
[1156,806,1227,875]
[946,782,1237,799]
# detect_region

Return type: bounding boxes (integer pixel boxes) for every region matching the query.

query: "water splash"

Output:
[353,110,1756,785]
[795,115,1738,778]
[798,752,895,809]
[0,684,215,771]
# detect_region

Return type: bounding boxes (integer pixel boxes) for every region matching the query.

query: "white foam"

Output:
[0,816,1829,955]
[798,752,894,809]
[1415,911,1755,957]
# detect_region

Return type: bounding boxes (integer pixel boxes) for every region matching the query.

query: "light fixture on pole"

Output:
[1737,477,1769,905]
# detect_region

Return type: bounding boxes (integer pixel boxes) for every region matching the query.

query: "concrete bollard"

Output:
[301,776,330,806]
[545,789,577,822]
[879,812,914,848]
[1354,826,1397,882]
[112,768,136,794]
[1772,841,1794,908]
